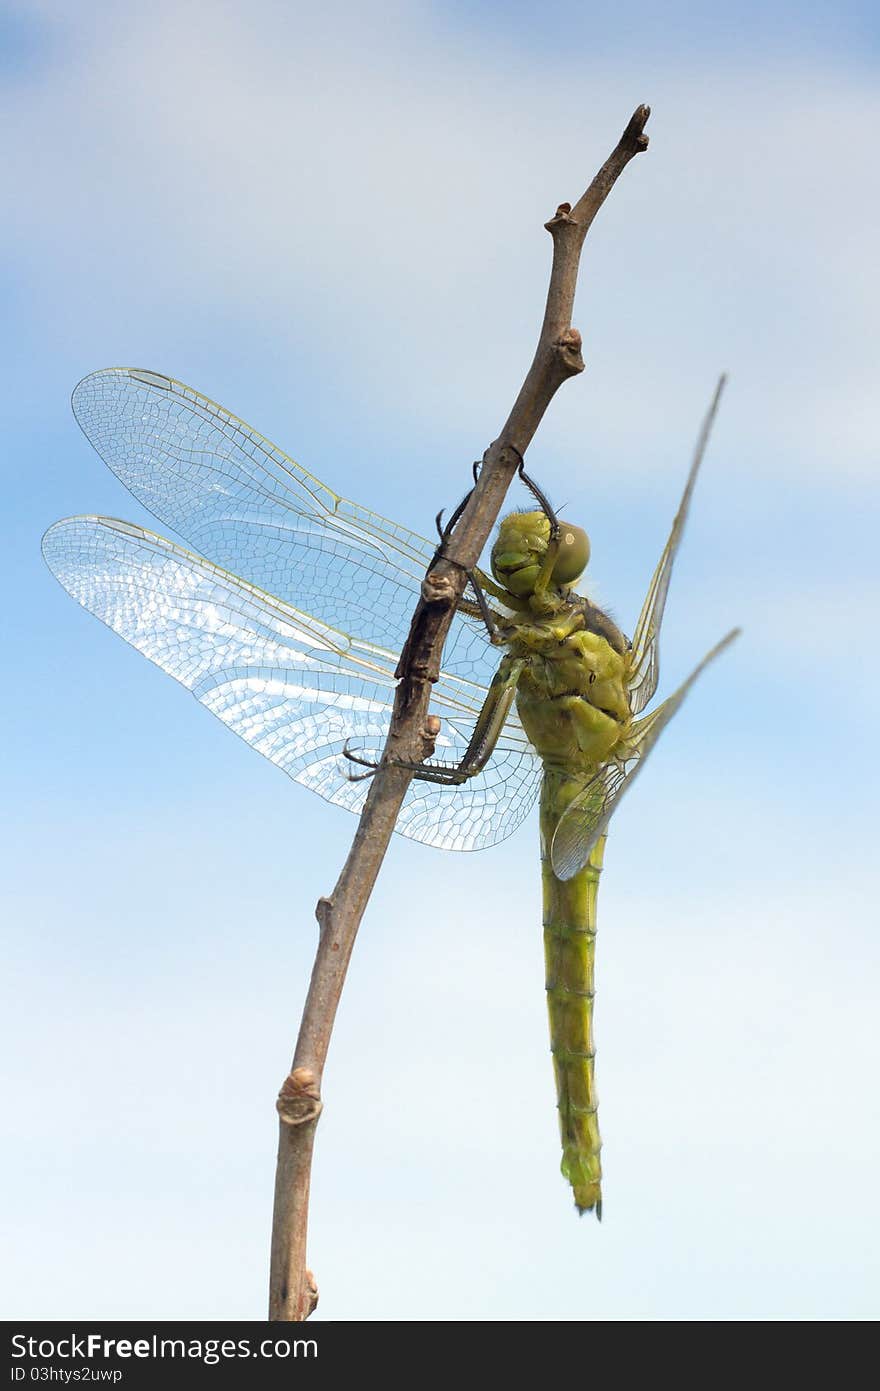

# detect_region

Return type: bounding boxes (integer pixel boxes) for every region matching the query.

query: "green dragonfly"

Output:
[43,368,738,1216]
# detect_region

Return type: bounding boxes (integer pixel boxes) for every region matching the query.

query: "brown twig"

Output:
[268,104,651,1321]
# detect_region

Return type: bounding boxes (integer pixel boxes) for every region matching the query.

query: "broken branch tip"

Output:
[625,104,651,150]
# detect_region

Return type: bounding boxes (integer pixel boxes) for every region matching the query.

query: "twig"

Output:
[268,104,651,1321]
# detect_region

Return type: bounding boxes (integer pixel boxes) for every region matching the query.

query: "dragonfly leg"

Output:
[394,760,474,786]
[341,713,443,781]
[342,746,470,787]
[435,463,527,641]
[460,567,506,643]
[463,565,529,617]
[434,460,481,542]
[342,658,525,785]
[504,453,564,602]
[340,740,379,781]
[517,457,560,539]
[438,450,559,547]
[406,656,526,784]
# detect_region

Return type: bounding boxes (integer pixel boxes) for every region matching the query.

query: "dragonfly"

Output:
[43,368,738,1217]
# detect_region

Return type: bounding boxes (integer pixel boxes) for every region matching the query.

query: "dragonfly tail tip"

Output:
[574,1197,602,1221]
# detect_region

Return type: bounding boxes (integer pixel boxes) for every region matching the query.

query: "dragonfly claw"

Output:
[517,457,559,539]
[341,739,379,782]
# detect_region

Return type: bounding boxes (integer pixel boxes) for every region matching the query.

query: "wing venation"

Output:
[43,516,540,853]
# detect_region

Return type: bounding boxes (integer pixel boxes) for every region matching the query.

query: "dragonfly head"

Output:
[491,511,590,597]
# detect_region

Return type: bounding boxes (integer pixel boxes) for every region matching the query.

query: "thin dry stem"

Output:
[268,104,650,1321]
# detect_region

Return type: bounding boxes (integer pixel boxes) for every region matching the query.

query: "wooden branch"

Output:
[268,103,650,1322]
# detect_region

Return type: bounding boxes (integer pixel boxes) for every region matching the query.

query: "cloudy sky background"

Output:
[2,0,878,1319]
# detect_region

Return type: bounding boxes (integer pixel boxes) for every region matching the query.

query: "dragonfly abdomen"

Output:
[540,772,606,1216]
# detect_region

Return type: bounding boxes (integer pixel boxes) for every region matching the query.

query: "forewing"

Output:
[70,368,499,689]
[43,517,540,852]
[551,628,740,879]
[628,377,726,716]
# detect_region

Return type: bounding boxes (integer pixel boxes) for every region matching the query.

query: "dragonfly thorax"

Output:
[491,510,590,598]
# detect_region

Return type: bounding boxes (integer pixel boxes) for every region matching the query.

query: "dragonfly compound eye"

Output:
[551,525,590,586]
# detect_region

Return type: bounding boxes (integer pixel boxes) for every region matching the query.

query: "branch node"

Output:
[421,569,457,605]
[554,327,586,376]
[419,714,441,760]
[303,1270,319,1319]
[315,896,334,937]
[560,326,583,354]
[544,201,574,232]
[277,1068,323,1127]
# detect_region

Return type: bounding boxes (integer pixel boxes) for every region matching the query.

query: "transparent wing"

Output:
[43,516,541,853]
[551,628,740,880]
[628,377,726,716]
[71,368,500,689]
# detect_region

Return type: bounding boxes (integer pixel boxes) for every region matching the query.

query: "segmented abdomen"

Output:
[540,770,605,1216]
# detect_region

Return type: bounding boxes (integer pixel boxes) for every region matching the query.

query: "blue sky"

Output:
[2,0,878,1320]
